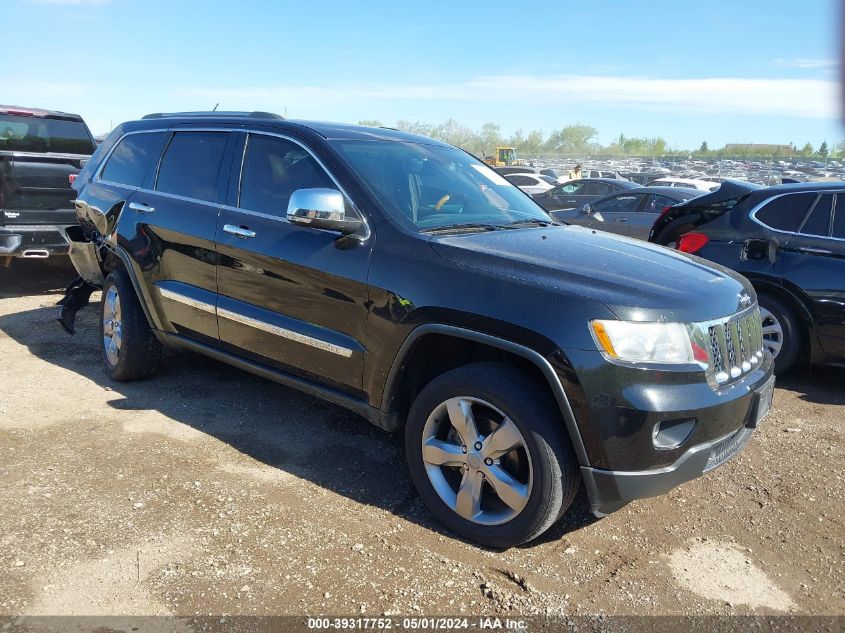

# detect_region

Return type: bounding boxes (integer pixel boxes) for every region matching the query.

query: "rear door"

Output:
[215,132,371,392]
[129,129,236,342]
[585,192,645,236]
[780,192,845,362]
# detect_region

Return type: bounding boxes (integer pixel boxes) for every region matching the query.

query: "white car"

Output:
[505,173,556,195]
[649,177,719,192]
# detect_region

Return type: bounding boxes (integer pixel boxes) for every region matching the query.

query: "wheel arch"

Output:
[747,275,823,362]
[381,324,590,467]
[101,244,165,332]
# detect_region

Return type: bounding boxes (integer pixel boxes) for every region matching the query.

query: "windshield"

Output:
[330,140,551,231]
[0,114,95,154]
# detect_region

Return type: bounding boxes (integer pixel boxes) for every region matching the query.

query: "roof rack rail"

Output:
[141,111,284,120]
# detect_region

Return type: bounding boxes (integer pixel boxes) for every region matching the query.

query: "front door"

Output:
[215,132,372,392]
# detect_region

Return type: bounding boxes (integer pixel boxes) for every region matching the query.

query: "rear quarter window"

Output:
[100,132,168,187]
[755,192,817,233]
[834,197,845,238]
[798,194,833,236]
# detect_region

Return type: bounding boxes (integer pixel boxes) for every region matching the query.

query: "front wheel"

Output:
[405,363,580,548]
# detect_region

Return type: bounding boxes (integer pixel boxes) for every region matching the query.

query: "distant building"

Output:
[723,143,794,155]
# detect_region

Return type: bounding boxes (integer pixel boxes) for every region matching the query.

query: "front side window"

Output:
[100,132,167,187]
[156,132,228,203]
[594,194,642,213]
[331,140,550,230]
[755,192,816,233]
[239,134,335,216]
[556,181,585,195]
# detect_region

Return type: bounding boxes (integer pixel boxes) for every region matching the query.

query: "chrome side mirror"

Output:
[287,188,362,235]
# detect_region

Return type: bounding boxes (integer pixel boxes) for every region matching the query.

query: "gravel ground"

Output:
[0,260,842,619]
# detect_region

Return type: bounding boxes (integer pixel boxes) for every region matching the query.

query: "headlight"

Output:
[590,320,701,365]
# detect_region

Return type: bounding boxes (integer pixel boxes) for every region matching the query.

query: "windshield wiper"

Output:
[420,223,504,234]
[502,218,556,228]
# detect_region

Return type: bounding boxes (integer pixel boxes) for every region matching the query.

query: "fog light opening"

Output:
[652,418,697,450]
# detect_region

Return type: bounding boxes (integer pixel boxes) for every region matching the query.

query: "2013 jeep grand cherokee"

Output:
[62,112,775,547]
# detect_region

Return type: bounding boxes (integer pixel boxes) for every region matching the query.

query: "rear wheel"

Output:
[405,363,580,548]
[758,293,800,374]
[101,270,161,381]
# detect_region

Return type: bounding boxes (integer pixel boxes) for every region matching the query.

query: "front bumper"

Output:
[581,369,775,516]
[0,225,71,258]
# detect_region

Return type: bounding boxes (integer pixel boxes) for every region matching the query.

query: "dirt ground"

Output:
[0,259,842,619]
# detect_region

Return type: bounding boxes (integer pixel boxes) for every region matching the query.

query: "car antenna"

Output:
[212,103,219,112]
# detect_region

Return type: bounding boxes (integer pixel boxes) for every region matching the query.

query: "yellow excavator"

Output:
[484,146,517,167]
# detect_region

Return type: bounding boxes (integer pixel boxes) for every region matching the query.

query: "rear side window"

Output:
[799,194,833,236]
[100,132,167,187]
[834,197,845,238]
[0,114,95,154]
[156,132,228,202]
[582,182,613,196]
[238,134,334,216]
[755,192,816,232]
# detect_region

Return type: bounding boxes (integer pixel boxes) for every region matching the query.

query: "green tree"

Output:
[699,141,709,153]
[818,141,829,158]
[801,142,814,157]
[357,119,383,127]
[544,123,598,154]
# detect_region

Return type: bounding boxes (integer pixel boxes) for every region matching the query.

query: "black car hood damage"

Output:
[429,225,753,323]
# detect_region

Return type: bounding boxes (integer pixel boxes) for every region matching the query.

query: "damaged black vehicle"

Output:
[60,112,774,547]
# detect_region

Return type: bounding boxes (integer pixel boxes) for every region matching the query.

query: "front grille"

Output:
[704,426,754,471]
[703,306,764,387]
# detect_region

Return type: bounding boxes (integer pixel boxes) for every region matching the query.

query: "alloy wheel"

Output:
[420,396,532,526]
[102,285,123,367]
[759,306,784,359]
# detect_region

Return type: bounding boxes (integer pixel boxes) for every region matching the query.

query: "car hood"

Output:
[428,225,753,323]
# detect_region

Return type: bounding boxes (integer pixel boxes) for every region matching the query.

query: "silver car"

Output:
[550,186,703,240]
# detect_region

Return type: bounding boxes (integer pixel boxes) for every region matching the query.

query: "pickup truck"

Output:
[0,105,97,264]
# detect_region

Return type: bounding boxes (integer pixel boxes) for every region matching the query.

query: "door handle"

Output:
[798,246,831,255]
[614,218,628,222]
[223,224,256,239]
[128,202,155,213]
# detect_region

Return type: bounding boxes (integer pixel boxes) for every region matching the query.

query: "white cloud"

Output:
[773,58,839,70]
[181,74,840,120]
[28,0,110,5]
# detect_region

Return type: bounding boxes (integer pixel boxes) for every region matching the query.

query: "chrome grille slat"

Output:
[701,305,764,388]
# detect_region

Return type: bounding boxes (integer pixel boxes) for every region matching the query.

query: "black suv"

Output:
[650,180,845,374]
[0,105,97,263]
[63,112,774,547]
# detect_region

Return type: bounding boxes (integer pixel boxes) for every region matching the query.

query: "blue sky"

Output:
[5,0,843,148]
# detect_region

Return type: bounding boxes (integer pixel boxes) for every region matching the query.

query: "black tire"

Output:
[100,270,161,381]
[757,293,801,374]
[405,362,580,548]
